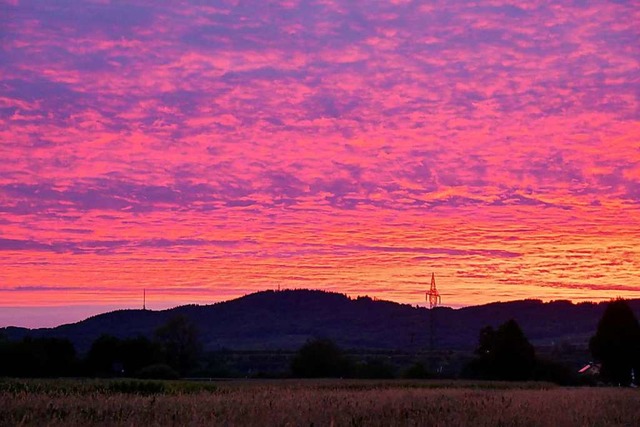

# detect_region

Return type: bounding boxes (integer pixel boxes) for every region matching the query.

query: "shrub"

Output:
[402,362,433,379]
[135,364,180,380]
[291,338,352,378]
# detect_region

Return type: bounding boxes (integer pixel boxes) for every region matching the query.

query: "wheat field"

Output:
[1,379,639,426]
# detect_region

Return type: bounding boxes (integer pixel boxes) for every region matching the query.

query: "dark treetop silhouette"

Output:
[3,290,639,354]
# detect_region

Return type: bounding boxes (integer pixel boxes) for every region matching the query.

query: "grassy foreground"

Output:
[1,379,639,426]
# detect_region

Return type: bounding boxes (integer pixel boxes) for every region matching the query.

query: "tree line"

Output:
[291,299,640,385]
[0,315,201,379]
[1,299,639,384]
[275,298,640,384]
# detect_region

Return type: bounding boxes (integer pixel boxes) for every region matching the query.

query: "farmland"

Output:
[1,379,639,426]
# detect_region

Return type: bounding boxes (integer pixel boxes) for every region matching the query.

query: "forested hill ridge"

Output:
[3,290,637,353]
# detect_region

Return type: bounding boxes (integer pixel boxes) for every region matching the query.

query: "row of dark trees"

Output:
[289,326,573,383]
[450,298,640,385]
[1,299,638,383]
[291,299,640,385]
[0,336,77,378]
[459,298,640,385]
[0,315,202,379]
[290,338,400,379]
[460,319,584,384]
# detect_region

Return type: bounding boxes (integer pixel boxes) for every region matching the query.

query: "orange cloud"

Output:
[0,0,638,326]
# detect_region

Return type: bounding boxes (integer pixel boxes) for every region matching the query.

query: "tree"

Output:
[464,319,536,381]
[85,334,164,377]
[154,315,202,376]
[402,362,432,379]
[355,358,396,379]
[291,338,352,378]
[85,334,121,376]
[119,336,163,376]
[0,337,77,377]
[589,299,640,385]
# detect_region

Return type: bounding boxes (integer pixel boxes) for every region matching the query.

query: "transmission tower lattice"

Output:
[425,273,441,360]
[426,273,441,309]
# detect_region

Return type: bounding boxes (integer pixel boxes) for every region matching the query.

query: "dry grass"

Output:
[1,379,639,426]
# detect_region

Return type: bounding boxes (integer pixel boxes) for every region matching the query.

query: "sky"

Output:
[1,0,639,328]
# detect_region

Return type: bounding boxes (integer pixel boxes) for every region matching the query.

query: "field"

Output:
[1,379,639,426]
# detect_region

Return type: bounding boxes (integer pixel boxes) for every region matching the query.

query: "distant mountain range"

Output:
[2,290,635,354]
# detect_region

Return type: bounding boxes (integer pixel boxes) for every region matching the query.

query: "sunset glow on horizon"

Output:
[1,0,639,327]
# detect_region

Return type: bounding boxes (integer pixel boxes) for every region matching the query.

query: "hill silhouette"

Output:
[3,290,636,353]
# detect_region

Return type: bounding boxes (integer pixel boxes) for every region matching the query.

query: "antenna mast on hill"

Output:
[426,273,441,355]
[143,289,146,311]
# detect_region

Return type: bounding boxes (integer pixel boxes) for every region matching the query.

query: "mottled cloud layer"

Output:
[1,0,639,324]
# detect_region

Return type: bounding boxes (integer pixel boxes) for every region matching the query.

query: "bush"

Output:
[355,359,396,379]
[136,364,180,380]
[291,338,352,378]
[534,358,578,386]
[107,380,166,395]
[402,362,433,379]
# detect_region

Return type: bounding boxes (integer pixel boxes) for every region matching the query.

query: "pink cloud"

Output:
[0,0,638,326]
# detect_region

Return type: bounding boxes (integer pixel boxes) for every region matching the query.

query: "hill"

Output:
[2,290,633,353]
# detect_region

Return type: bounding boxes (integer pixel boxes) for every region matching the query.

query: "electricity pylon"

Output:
[425,273,441,354]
